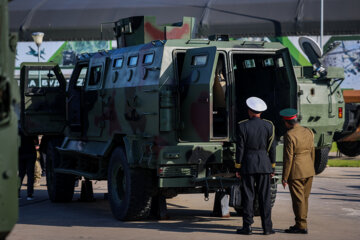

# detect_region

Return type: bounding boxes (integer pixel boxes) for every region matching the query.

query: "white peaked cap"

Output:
[246,97,267,112]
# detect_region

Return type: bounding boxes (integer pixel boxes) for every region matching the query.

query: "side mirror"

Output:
[299,37,327,78]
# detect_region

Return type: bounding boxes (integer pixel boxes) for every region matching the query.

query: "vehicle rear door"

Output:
[20,62,66,135]
[179,46,218,141]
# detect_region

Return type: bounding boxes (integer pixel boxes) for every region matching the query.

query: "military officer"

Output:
[280,108,315,234]
[235,97,276,235]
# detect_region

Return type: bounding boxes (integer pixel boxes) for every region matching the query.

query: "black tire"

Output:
[315,147,330,174]
[107,147,155,220]
[337,141,360,157]
[46,138,75,202]
[234,180,277,216]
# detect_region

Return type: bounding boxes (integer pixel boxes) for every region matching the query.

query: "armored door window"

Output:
[76,66,89,87]
[88,66,102,86]
[192,55,207,66]
[25,69,60,95]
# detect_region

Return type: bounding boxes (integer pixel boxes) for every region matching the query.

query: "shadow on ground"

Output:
[17,189,285,235]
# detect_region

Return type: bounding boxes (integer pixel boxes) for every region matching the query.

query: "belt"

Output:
[246,149,267,153]
[295,150,310,155]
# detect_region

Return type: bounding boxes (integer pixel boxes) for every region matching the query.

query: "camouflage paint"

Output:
[0,0,18,237]
[20,17,344,191]
[115,16,194,48]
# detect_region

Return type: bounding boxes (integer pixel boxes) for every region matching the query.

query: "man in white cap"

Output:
[235,97,276,235]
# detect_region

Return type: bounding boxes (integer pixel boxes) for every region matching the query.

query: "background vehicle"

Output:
[0,0,19,238]
[20,16,344,220]
[335,90,360,156]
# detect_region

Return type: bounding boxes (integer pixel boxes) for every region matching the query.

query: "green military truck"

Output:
[19,16,344,220]
[0,0,18,238]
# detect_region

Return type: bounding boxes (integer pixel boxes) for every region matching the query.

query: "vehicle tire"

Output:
[107,147,155,220]
[337,141,360,157]
[314,147,330,174]
[234,180,277,216]
[46,138,76,202]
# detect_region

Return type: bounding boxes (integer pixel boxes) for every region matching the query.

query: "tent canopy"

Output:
[9,0,360,41]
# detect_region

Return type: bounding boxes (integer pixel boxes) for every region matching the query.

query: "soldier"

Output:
[280,108,315,234]
[18,126,38,200]
[235,97,276,235]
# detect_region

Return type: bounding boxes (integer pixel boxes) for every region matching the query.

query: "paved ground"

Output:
[8,167,360,240]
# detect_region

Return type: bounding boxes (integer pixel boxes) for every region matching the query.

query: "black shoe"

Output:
[285,226,308,234]
[236,226,252,235]
[263,229,275,235]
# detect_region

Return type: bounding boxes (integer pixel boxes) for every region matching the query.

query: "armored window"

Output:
[76,65,88,87]
[191,55,207,66]
[277,58,284,67]
[26,69,60,89]
[114,58,123,68]
[88,66,102,86]
[243,59,256,68]
[143,53,154,65]
[128,56,138,67]
[263,58,274,67]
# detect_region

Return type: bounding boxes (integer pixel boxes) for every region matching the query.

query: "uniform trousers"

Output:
[288,176,313,229]
[242,173,272,231]
[19,153,36,197]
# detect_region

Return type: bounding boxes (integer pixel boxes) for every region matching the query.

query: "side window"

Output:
[113,58,124,68]
[243,59,256,68]
[88,66,102,86]
[128,56,138,67]
[26,69,60,92]
[143,53,154,65]
[263,58,274,67]
[276,57,284,67]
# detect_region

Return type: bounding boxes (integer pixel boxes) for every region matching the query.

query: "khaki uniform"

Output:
[283,124,315,230]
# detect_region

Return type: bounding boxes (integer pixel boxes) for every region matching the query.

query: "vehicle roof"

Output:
[77,39,286,62]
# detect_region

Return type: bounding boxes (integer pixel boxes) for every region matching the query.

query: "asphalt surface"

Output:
[8,167,360,240]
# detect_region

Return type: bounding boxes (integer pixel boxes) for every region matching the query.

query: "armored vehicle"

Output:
[20,16,344,220]
[0,0,18,238]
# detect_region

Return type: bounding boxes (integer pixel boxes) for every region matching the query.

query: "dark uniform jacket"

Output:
[236,117,276,174]
[19,127,37,156]
[282,125,315,181]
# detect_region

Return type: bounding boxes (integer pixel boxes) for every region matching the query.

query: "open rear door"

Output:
[179,46,218,141]
[20,62,66,135]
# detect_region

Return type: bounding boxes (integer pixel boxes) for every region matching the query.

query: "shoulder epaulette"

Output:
[304,127,315,138]
[263,119,275,127]
[237,119,249,124]
[263,119,275,152]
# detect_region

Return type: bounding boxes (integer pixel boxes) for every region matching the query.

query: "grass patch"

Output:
[330,142,338,152]
[328,159,360,167]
